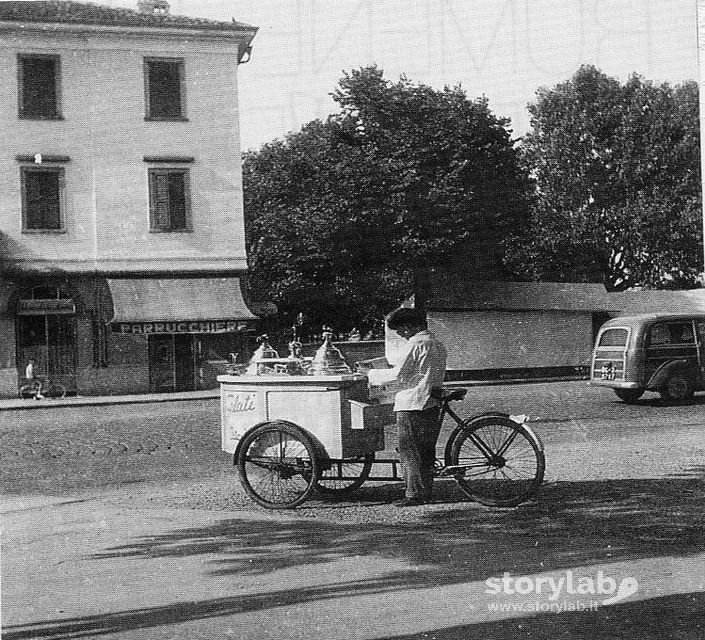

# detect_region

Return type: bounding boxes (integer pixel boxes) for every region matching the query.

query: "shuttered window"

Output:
[18,55,61,119]
[21,168,64,231]
[148,169,190,231]
[145,58,185,120]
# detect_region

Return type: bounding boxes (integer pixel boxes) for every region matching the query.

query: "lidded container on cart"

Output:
[219,330,392,459]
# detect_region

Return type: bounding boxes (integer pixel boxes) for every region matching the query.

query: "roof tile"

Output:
[0,1,256,33]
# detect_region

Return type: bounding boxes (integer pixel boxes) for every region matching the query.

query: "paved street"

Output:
[2,381,705,639]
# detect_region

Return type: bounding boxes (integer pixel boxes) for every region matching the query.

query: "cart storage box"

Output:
[219,374,389,458]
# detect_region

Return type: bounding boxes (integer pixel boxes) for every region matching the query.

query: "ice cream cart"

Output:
[220,333,545,509]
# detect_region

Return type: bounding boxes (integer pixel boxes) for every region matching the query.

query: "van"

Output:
[590,313,705,404]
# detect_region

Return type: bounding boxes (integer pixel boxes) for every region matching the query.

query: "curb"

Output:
[0,378,588,411]
[0,390,220,411]
[448,376,589,387]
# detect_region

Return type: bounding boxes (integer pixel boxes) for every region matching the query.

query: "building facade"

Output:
[417,279,615,381]
[0,1,258,397]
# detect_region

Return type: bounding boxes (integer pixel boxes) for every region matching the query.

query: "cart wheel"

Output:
[449,415,545,507]
[236,421,320,509]
[316,454,375,494]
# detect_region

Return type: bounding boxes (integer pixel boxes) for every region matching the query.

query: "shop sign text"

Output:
[113,321,242,334]
[225,392,257,413]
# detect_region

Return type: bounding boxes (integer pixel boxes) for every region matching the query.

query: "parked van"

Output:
[591,313,705,403]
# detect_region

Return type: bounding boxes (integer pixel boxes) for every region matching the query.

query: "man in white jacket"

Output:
[368,308,447,506]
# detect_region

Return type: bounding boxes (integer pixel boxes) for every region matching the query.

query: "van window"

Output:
[647,322,695,346]
[598,328,629,347]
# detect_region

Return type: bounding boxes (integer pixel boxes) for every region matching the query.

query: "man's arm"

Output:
[368,343,425,389]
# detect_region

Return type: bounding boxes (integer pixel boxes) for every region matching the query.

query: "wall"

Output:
[77,330,150,396]
[0,29,248,275]
[429,310,594,371]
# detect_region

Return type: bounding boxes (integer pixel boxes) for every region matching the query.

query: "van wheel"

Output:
[614,389,644,403]
[660,373,694,404]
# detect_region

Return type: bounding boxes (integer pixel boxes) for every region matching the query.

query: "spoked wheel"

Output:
[236,421,320,509]
[47,383,66,398]
[316,454,375,494]
[449,415,545,507]
[18,385,35,399]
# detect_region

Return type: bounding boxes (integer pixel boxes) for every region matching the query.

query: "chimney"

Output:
[137,0,170,15]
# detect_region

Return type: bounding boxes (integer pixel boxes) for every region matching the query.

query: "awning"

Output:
[108,278,257,331]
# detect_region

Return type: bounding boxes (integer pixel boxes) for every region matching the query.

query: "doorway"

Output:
[149,334,195,392]
[17,313,77,392]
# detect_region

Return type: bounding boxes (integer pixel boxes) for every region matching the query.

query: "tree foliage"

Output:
[244,66,530,335]
[504,65,702,290]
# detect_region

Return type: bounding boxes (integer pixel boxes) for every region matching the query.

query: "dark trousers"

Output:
[396,406,442,500]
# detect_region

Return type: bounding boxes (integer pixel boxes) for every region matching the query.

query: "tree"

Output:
[504,65,702,290]
[244,66,530,337]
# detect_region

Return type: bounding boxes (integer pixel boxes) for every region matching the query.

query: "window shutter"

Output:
[168,172,187,229]
[21,57,58,118]
[41,172,61,229]
[150,171,171,229]
[24,171,61,229]
[148,60,182,118]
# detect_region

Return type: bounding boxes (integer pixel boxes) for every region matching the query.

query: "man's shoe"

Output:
[394,497,425,507]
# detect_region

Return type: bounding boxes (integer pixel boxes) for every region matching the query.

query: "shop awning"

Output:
[108,278,257,328]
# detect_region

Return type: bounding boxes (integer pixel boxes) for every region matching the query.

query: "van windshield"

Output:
[598,328,629,347]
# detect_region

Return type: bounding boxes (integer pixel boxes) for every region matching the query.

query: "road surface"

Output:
[2,381,704,639]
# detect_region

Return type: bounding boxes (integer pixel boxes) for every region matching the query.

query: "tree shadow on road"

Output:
[5,477,705,639]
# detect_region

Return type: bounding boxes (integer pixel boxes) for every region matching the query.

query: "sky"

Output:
[98,0,698,151]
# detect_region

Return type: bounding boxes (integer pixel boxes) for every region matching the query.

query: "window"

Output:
[21,167,64,231]
[647,322,695,346]
[598,328,628,348]
[148,168,191,231]
[144,58,185,120]
[18,54,61,119]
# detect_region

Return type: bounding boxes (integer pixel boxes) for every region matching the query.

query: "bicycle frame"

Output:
[439,401,527,474]
[316,401,531,483]
[233,394,546,508]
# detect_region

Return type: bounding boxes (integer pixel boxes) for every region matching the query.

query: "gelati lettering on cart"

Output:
[226,392,257,413]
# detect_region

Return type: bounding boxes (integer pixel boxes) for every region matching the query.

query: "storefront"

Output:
[108,277,258,394]
[0,276,257,397]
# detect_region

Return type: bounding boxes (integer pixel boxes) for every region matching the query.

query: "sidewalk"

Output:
[0,388,220,411]
[0,376,586,411]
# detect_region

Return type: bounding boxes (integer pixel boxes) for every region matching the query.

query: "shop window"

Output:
[144,58,186,120]
[17,314,76,378]
[148,168,191,231]
[18,54,61,119]
[21,167,65,231]
[29,285,72,300]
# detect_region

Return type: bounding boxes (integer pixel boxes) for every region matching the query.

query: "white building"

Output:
[0,1,258,396]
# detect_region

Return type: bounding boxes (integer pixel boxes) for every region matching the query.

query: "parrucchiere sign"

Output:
[112,321,246,334]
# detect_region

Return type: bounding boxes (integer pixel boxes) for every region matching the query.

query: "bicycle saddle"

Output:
[431,388,467,402]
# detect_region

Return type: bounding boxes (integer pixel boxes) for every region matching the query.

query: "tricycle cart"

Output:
[220,372,545,509]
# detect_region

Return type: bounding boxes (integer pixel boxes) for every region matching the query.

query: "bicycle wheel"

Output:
[48,383,66,398]
[316,454,374,494]
[19,384,35,399]
[449,415,545,507]
[236,421,320,509]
